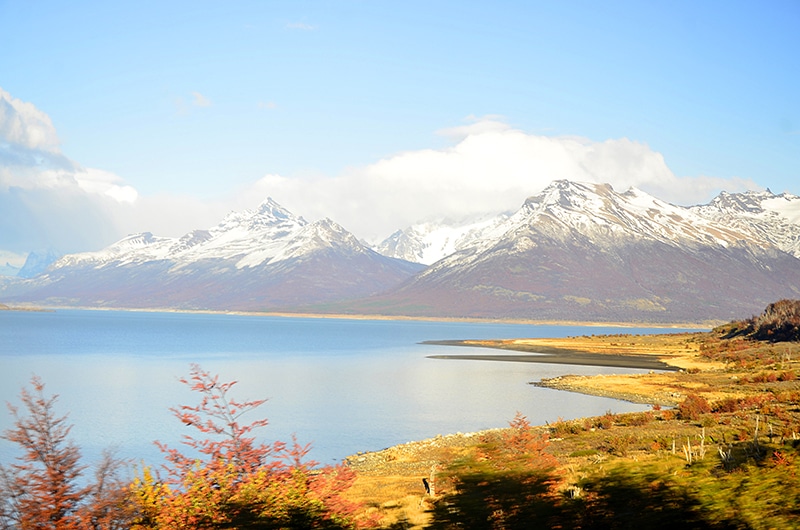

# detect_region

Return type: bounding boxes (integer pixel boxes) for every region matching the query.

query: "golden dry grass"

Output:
[345,331,800,528]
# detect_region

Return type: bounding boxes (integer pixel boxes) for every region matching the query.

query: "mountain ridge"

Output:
[2,198,424,310]
[350,181,800,323]
[3,180,800,323]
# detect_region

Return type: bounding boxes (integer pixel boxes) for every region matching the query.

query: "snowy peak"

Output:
[707,190,775,214]
[50,232,173,269]
[48,198,383,273]
[375,214,511,265]
[17,249,62,278]
[378,181,799,271]
[303,218,364,251]
[8,196,424,311]
[256,197,296,220]
[372,180,800,324]
[215,198,306,235]
[691,189,800,258]
[524,179,613,211]
[509,180,758,249]
[252,218,366,266]
[170,230,213,254]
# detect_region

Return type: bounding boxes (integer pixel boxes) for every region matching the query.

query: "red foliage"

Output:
[677,393,711,420]
[133,364,363,529]
[155,363,279,481]
[0,377,130,529]
[502,412,558,469]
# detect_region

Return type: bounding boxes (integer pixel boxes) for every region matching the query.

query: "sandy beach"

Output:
[423,337,688,371]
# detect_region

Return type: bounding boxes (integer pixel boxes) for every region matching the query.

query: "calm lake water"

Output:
[0,309,696,467]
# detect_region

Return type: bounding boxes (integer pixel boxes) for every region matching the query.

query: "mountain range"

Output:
[0,199,423,311]
[3,180,800,323]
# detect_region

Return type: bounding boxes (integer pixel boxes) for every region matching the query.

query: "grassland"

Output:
[345,323,800,529]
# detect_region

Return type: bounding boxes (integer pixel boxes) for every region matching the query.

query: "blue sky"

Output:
[1,0,798,262]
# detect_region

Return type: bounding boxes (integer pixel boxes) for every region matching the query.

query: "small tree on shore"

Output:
[131,364,364,529]
[0,376,131,529]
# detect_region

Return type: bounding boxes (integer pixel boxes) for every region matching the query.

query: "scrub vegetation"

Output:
[2,300,800,529]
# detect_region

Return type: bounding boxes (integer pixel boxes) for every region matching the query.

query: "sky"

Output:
[1,0,798,266]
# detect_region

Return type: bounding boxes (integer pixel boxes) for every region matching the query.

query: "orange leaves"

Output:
[130,364,361,529]
[3,367,362,529]
[1,377,131,529]
[502,411,558,470]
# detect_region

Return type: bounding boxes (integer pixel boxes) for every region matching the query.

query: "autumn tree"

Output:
[429,412,562,529]
[131,364,364,529]
[0,376,131,530]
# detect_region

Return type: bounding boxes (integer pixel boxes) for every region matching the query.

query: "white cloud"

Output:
[435,114,512,139]
[0,88,144,253]
[191,91,212,107]
[72,167,139,203]
[0,88,61,152]
[245,117,760,242]
[0,92,761,256]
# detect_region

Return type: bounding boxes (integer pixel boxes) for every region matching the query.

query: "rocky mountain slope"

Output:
[1,199,424,310]
[354,181,800,323]
[4,181,800,323]
[690,189,800,258]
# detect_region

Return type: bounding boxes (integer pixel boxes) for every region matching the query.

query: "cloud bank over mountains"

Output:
[251,117,758,242]
[1,87,759,261]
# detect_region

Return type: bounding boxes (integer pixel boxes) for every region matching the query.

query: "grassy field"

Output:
[344,321,800,528]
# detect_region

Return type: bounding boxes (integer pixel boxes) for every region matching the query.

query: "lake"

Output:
[0,309,696,467]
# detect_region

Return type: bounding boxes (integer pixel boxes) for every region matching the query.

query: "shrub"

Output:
[130,364,362,529]
[677,394,711,421]
[595,411,616,430]
[549,418,584,437]
[714,397,742,414]
[605,434,637,457]
[718,299,800,342]
[0,377,132,529]
[625,411,654,427]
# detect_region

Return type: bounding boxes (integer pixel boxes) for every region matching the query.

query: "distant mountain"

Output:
[1,199,424,310]
[357,181,800,323]
[5,182,800,324]
[690,190,800,258]
[375,214,511,265]
[17,249,62,278]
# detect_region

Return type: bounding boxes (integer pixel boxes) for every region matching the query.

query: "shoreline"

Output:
[422,335,709,406]
[0,304,53,312]
[4,304,716,329]
[423,339,682,371]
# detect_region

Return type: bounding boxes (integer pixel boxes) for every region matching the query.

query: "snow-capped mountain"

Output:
[3,198,423,310]
[51,199,308,269]
[690,190,800,258]
[21,249,63,276]
[358,181,800,323]
[375,214,511,265]
[5,181,800,323]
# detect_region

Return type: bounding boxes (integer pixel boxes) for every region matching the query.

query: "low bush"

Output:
[677,394,711,421]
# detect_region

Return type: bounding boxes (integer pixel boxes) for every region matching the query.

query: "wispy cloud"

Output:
[191,91,212,107]
[286,22,316,31]
[257,100,277,110]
